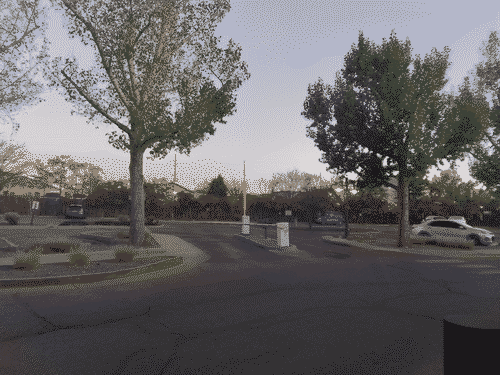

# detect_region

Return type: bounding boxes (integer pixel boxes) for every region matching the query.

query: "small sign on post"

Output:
[285,210,292,216]
[30,201,39,226]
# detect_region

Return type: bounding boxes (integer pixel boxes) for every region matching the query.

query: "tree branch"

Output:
[61,69,131,136]
[59,0,136,114]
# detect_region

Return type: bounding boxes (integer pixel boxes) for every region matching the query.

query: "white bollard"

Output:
[242,215,250,235]
[277,222,289,247]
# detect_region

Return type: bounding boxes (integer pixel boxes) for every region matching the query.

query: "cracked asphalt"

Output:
[1,221,500,374]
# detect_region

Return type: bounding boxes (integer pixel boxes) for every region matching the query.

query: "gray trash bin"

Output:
[444,299,500,374]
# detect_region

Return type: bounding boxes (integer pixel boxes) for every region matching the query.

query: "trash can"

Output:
[277,222,289,247]
[241,215,250,235]
[444,300,500,374]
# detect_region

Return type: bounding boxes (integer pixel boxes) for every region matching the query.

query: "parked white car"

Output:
[448,216,467,225]
[65,205,86,219]
[412,220,495,246]
[422,216,447,223]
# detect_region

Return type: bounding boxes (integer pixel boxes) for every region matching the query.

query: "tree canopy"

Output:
[302,30,490,247]
[466,31,500,201]
[49,0,250,245]
[0,0,50,138]
[206,174,229,198]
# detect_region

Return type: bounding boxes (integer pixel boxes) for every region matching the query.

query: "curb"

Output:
[0,256,176,289]
[0,233,207,289]
[235,234,299,252]
[321,236,500,257]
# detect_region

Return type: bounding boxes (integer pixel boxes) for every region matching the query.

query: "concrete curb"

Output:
[234,234,299,252]
[0,233,209,288]
[322,236,500,257]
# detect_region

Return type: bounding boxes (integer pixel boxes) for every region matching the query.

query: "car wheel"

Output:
[418,232,431,237]
[467,235,482,246]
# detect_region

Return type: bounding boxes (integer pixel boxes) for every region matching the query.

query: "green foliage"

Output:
[13,247,42,271]
[0,0,51,137]
[466,31,500,199]
[302,30,490,246]
[68,249,90,267]
[113,247,138,262]
[207,174,229,198]
[48,0,250,245]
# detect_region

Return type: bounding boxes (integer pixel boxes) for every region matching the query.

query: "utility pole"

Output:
[173,153,177,184]
[243,160,246,216]
[241,160,249,235]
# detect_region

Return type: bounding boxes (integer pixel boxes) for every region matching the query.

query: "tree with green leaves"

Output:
[0,140,51,193]
[68,162,105,196]
[464,31,500,201]
[48,0,250,245]
[302,30,490,247]
[34,155,87,197]
[1,0,51,138]
[206,174,229,198]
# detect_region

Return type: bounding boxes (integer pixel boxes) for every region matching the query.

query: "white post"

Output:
[277,222,289,247]
[241,161,250,234]
[242,215,250,235]
[243,161,246,216]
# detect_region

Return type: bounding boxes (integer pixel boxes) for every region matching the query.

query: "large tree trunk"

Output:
[130,146,145,246]
[397,174,410,248]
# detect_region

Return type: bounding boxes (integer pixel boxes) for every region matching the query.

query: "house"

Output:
[271,190,302,201]
[164,182,203,199]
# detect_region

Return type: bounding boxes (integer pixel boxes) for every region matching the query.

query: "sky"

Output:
[2,0,500,196]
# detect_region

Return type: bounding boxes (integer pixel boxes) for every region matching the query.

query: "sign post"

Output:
[285,210,294,227]
[30,201,39,226]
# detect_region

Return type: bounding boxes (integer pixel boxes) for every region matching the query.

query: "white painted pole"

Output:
[243,160,246,216]
[242,161,249,235]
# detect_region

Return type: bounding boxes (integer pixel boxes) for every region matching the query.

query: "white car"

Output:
[448,216,467,225]
[422,216,447,223]
[65,205,86,219]
[412,220,495,246]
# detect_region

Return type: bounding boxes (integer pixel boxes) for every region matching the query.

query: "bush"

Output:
[13,247,43,271]
[68,249,91,268]
[113,246,138,262]
[117,214,130,222]
[4,211,20,225]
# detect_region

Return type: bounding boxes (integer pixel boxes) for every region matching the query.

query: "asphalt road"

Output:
[1,221,500,374]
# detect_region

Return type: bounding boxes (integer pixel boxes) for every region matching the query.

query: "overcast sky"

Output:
[3,0,500,195]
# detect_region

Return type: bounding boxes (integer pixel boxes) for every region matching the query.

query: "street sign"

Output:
[285,210,292,216]
[31,201,39,210]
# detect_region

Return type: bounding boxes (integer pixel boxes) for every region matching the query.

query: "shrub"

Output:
[113,246,138,262]
[4,211,20,225]
[117,214,130,222]
[68,249,91,267]
[13,246,42,271]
